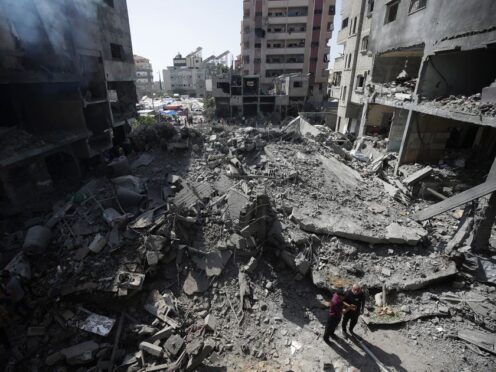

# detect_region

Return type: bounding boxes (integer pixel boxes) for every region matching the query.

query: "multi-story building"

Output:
[359,0,496,170]
[163,48,230,97]
[134,55,154,98]
[241,0,336,104]
[330,0,374,134]
[0,0,137,207]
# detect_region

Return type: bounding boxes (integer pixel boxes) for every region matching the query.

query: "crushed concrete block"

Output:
[88,233,107,253]
[204,314,217,332]
[295,252,311,275]
[164,334,184,357]
[27,326,45,336]
[244,257,258,273]
[381,268,391,277]
[23,225,51,255]
[186,339,215,371]
[139,341,163,357]
[183,270,209,295]
[108,156,131,177]
[146,251,160,266]
[45,352,63,366]
[61,341,99,365]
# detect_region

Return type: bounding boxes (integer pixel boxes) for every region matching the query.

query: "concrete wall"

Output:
[369,0,496,55]
[387,108,408,152]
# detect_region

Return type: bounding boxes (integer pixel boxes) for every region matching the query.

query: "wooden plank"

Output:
[414,180,496,221]
[403,166,433,186]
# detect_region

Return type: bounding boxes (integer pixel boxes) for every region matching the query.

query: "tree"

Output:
[204,97,216,121]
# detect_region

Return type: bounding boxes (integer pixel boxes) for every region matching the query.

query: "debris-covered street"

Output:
[1,118,495,371]
[1,0,496,371]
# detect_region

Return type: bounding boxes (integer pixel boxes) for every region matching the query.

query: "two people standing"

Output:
[323,284,365,342]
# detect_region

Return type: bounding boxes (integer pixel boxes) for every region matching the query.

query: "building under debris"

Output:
[0,0,137,208]
[331,0,496,170]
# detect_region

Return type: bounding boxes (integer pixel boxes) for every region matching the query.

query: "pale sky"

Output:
[127,0,343,81]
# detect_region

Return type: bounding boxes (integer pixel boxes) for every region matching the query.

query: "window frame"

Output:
[408,0,427,14]
[384,0,400,24]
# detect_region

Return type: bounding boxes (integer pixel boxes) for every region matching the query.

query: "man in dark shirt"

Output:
[323,288,346,342]
[342,284,365,336]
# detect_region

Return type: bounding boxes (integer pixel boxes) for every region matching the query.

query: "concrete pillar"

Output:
[470,158,496,252]
[394,109,415,174]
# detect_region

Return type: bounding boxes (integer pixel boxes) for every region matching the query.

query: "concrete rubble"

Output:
[0,118,495,371]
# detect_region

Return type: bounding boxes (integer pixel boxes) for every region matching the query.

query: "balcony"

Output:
[267,32,306,40]
[266,47,305,55]
[265,62,304,70]
[268,0,309,7]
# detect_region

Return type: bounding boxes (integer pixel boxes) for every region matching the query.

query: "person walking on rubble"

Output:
[342,283,365,338]
[323,288,347,342]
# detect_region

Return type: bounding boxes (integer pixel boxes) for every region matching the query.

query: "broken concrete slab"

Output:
[132,153,155,169]
[139,341,163,357]
[226,189,249,220]
[402,166,433,187]
[61,341,99,365]
[164,334,184,357]
[183,270,209,295]
[292,207,427,246]
[204,314,217,332]
[192,250,232,277]
[455,329,496,355]
[88,233,107,253]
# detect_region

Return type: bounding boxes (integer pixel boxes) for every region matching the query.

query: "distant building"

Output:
[134,55,154,98]
[241,0,336,104]
[0,0,137,207]
[163,48,229,97]
[207,72,310,119]
[329,0,374,134]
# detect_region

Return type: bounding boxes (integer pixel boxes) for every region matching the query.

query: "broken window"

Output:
[352,16,357,34]
[293,81,303,88]
[329,5,336,15]
[254,58,261,64]
[341,86,347,101]
[361,36,369,51]
[216,82,230,94]
[255,42,261,48]
[409,0,427,13]
[385,0,400,24]
[110,43,124,60]
[243,55,250,64]
[342,17,349,29]
[367,0,375,14]
[314,9,323,15]
[356,75,365,90]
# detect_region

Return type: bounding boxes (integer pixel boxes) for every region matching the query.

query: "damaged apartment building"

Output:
[0,0,137,209]
[331,0,496,171]
[209,0,336,118]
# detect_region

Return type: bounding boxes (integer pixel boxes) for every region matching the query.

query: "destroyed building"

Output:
[240,0,336,104]
[0,0,137,208]
[1,1,496,371]
[331,0,496,170]
[163,48,230,98]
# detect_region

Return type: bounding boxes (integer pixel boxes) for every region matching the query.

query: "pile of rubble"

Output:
[421,93,496,117]
[371,70,417,102]
[1,117,495,371]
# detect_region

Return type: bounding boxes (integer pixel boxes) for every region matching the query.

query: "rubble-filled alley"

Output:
[1,116,495,371]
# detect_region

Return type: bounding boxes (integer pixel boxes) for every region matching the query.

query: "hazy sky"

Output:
[127,0,343,81]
